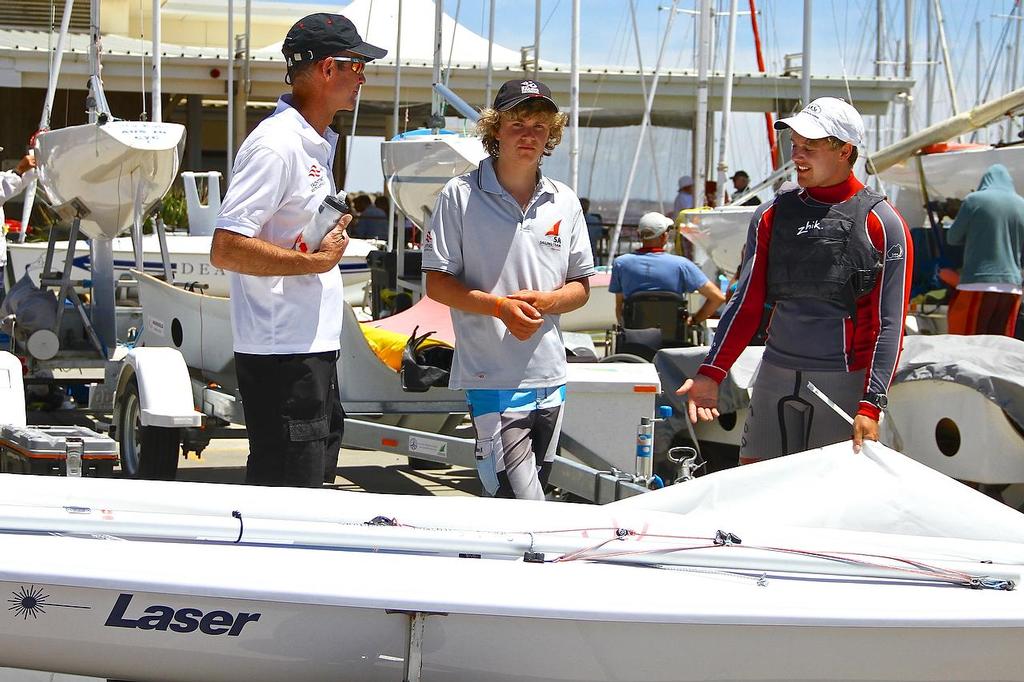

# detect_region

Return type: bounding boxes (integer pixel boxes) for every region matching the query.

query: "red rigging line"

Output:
[748,0,780,169]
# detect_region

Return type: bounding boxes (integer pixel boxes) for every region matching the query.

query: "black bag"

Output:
[400,326,453,392]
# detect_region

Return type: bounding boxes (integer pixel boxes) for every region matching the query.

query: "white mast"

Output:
[226,0,235,181]
[568,0,580,191]
[387,0,403,253]
[606,0,680,263]
[715,0,739,207]
[801,0,812,107]
[533,0,541,79]
[152,0,161,122]
[485,0,495,106]
[693,0,711,209]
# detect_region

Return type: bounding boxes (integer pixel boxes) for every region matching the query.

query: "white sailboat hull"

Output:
[2,446,1024,682]
[6,235,377,305]
[34,122,186,240]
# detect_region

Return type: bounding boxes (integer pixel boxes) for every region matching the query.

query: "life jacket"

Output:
[767,187,885,314]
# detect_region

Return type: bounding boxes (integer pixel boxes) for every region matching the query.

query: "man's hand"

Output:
[676,374,720,423]
[852,414,879,453]
[507,289,557,315]
[496,297,543,340]
[312,214,352,272]
[15,154,36,176]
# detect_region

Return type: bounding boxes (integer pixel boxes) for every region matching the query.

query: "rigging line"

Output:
[539,0,562,34]
[442,0,461,93]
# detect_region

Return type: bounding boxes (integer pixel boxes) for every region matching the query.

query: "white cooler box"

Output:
[563,362,661,472]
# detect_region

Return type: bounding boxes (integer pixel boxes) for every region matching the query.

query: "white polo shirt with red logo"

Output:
[215,95,344,354]
[423,156,595,389]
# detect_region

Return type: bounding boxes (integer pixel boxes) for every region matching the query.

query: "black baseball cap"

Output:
[282,13,387,70]
[492,79,558,112]
[731,170,750,179]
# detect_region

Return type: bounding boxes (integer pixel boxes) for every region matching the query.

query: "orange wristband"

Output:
[493,296,507,318]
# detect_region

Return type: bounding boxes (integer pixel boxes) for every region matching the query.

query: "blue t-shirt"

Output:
[609,249,709,298]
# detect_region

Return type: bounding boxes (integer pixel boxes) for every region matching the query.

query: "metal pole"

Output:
[88,0,100,123]
[431,0,443,122]
[933,0,959,116]
[606,0,680,263]
[801,0,812,107]
[1010,2,1022,140]
[874,0,884,160]
[485,0,495,106]
[975,21,982,109]
[569,0,580,191]
[226,0,234,181]
[234,0,251,150]
[694,0,711,209]
[387,0,403,253]
[904,0,913,139]
[152,0,161,122]
[926,0,934,126]
[534,0,541,79]
[716,0,739,207]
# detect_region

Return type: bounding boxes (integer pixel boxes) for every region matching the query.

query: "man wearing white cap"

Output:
[677,97,912,461]
[610,212,725,326]
[673,175,695,215]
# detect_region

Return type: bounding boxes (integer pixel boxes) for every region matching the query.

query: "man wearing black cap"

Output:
[210,13,386,488]
[423,80,596,500]
[730,170,762,206]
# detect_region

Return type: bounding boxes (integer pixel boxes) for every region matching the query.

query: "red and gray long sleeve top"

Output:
[697,174,913,421]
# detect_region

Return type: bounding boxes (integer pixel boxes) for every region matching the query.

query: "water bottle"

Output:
[293,194,348,253]
[635,416,653,483]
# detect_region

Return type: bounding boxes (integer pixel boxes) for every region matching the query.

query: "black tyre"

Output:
[117,378,181,480]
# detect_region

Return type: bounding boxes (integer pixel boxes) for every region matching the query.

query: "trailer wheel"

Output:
[118,378,181,480]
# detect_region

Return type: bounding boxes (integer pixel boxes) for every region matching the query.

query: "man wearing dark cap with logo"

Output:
[423,80,595,500]
[210,13,386,487]
[677,97,912,462]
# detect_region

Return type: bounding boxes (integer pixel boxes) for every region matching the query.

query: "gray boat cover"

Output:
[895,334,1024,431]
[653,334,1024,453]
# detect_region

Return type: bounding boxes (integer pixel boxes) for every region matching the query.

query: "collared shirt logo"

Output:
[308,164,326,192]
[308,165,322,178]
[796,219,823,236]
[521,81,541,95]
[539,220,562,249]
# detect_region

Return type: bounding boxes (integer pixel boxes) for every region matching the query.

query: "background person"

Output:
[424,79,594,500]
[673,175,695,215]
[210,13,385,487]
[351,193,388,240]
[580,197,604,266]
[731,170,762,206]
[610,212,725,326]
[945,163,1024,337]
[677,97,912,460]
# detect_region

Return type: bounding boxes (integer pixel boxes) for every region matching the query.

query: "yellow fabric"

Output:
[360,324,452,371]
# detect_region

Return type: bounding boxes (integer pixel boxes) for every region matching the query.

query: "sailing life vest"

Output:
[767,187,886,312]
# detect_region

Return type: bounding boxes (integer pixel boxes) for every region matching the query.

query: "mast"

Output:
[387,0,403,253]
[903,0,913,139]
[152,0,161,122]
[569,0,580,191]
[431,0,443,125]
[606,0,680,263]
[801,0,811,107]
[226,0,234,181]
[694,0,711,209]
[748,0,778,169]
[933,0,959,117]
[533,0,541,79]
[715,0,739,207]
[485,0,495,106]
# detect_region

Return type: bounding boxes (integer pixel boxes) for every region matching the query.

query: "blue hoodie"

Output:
[947,163,1024,286]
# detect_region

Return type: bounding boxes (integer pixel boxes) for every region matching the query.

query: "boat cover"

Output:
[896,334,1024,431]
[610,440,1024,547]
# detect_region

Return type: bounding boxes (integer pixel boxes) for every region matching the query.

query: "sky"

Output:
[336,0,1024,203]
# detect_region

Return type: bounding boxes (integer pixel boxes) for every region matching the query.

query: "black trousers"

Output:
[235,351,345,487]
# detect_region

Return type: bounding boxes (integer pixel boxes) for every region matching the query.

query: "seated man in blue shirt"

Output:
[610,212,725,326]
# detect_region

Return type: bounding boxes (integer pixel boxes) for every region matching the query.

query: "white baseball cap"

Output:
[677,175,694,189]
[637,212,674,239]
[774,97,865,147]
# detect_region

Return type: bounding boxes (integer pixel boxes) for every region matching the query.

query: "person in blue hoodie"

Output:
[946,164,1024,337]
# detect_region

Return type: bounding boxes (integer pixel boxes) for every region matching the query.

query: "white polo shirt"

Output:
[1,169,32,269]
[215,95,344,355]
[423,157,595,390]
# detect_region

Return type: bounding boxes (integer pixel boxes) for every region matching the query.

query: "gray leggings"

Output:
[739,359,865,464]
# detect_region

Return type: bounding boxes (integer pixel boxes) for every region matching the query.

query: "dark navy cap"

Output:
[283,13,387,69]
[492,79,558,112]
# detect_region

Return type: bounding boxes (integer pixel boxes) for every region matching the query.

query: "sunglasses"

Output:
[332,56,367,74]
